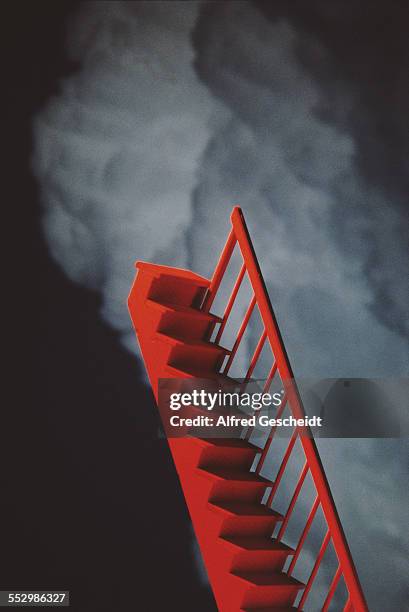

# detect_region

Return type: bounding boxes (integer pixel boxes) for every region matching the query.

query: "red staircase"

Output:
[128,207,368,612]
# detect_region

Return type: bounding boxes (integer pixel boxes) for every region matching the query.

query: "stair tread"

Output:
[242,607,298,611]
[165,364,238,384]
[209,500,283,519]
[135,261,210,285]
[221,536,294,553]
[198,466,271,484]
[156,331,230,353]
[233,570,304,588]
[195,437,259,450]
[186,407,234,422]
[146,298,222,322]
[241,606,298,612]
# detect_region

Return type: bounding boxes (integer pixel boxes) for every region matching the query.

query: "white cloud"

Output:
[33,0,222,351]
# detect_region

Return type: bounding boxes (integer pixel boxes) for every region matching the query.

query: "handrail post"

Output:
[202,227,236,312]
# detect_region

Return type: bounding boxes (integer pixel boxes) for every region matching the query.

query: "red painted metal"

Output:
[202,227,236,313]
[287,495,320,576]
[322,564,342,611]
[215,262,246,344]
[277,462,309,541]
[254,394,288,475]
[245,329,267,381]
[127,206,368,611]
[223,294,256,375]
[263,360,278,392]
[265,430,298,507]
[298,529,331,609]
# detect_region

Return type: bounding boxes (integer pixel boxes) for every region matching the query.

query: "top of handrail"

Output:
[231,205,244,223]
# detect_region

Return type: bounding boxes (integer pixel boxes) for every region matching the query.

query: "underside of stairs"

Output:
[128,208,368,612]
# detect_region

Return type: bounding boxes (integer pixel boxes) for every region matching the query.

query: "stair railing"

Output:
[202,206,368,612]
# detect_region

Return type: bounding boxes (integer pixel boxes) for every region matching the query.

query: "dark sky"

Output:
[3,3,215,610]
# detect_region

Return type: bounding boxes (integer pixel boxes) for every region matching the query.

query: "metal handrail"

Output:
[204,206,368,612]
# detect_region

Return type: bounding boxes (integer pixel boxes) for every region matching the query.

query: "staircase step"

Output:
[196,437,260,470]
[135,262,209,308]
[136,261,210,286]
[146,299,222,341]
[210,500,283,538]
[221,535,294,573]
[146,298,222,322]
[242,607,298,611]
[222,536,294,554]
[156,331,230,353]
[165,364,238,385]
[196,438,258,449]
[198,466,271,503]
[178,410,244,438]
[156,331,229,371]
[210,501,281,517]
[199,466,270,483]
[234,571,303,588]
[234,571,304,609]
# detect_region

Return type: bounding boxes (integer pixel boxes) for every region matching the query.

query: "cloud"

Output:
[190,1,408,379]
[32,0,221,352]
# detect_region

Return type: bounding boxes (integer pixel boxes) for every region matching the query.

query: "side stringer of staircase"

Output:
[128,207,368,612]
